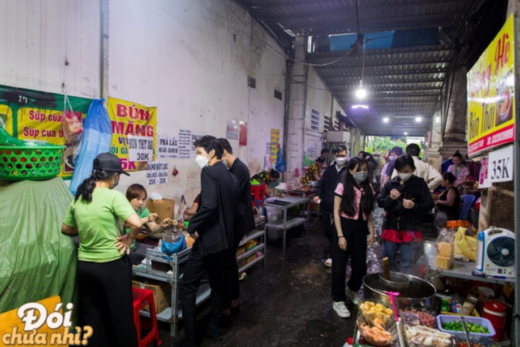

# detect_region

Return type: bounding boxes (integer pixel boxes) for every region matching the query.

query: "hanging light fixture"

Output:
[354,35,367,100]
[383,117,389,123]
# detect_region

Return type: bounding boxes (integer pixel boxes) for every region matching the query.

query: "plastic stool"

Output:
[132,287,162,347]
[251,183,266,208]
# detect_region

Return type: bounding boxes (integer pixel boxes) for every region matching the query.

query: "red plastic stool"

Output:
[132,287,162,347]
[251,183,266,208]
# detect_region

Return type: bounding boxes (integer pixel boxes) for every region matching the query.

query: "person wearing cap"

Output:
[61,153,142,347]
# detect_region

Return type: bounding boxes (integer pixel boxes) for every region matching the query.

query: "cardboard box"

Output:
[146,199,175,221]
[132,279,172,313]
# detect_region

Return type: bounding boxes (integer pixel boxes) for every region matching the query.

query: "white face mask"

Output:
[195,155,209,169]
[398,173,412,182]
[389,155,396,161]
[335,157,347,166]
[353,171,368,183]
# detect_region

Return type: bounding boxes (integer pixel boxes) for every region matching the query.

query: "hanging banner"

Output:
[107,97,157,171]
[270,129,280,163]
[467,14,516,157]
[226,120,239,140]
[0,85,91,177]
[478,156,492,188]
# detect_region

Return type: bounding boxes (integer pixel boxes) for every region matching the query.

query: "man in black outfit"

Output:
[314,145,348,267]
[219,138,255,319]
[175,136,239,347]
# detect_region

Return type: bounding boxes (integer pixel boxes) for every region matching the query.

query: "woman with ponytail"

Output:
[331,157,375,318]
[61,153,142,347]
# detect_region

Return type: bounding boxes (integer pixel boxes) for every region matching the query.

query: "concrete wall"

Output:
[109,0,286,203]
[0,0,101,98]
[0,0,286,209]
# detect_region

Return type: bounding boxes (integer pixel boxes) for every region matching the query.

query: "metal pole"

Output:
[514,13,520,347]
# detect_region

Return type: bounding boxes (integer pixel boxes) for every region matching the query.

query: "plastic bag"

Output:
[436,229,455,270]
[275,144,286,172]
[454,227,477,261]
[69,99,112,196]
[161,235,187,255]
[62,94,84,170]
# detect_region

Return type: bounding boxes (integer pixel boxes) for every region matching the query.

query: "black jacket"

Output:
[377,175,434,232]
[316,164,346,214]
[229,158,255,241]
[188,161,239,256]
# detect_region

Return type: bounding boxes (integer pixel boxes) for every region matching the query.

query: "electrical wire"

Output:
[223,1,356,67]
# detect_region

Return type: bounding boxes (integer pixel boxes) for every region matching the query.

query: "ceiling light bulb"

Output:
[436,116,440,123]
[404,132,408,135]
[355,87,367,99]
[383,117,389,123]
[415,116,422,123]
[351,104,369,109]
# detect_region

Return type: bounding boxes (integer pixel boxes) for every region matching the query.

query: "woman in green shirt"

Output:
[125,184,173,250]
[61,153,142,347]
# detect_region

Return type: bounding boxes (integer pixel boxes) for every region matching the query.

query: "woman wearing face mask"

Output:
[378,155,434,275]
[61,153,142,347]
[331,157,375,318]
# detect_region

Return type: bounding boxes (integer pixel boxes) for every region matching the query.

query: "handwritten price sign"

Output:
[488,145,513,183]
[128,136,154,162]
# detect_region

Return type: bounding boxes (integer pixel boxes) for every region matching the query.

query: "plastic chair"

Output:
[251,183,267,208]
[132,287,162,347]
[459,195,476,221]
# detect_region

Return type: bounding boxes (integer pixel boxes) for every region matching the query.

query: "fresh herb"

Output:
[442,321,490,334]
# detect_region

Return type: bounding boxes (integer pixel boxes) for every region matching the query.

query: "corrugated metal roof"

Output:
[308,45,455,135]
[236,0,476,135]
[242,0,474,35]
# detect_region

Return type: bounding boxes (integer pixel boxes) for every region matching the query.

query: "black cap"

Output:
[93,153,130,176]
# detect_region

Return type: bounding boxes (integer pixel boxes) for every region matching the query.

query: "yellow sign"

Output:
[467,14,516,157]
[106,97,157,171]
[7,107,87,177]
[270,129,280,162]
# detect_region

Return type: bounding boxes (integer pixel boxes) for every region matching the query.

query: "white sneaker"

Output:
[324,258,332,267]
[333,301,351,318]
[347,288,360,305]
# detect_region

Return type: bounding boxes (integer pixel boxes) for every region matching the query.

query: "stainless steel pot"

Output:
[378,272,410,291]
[363,273,437,313]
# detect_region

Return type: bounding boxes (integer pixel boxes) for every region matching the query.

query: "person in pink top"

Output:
[331,157,375,318]
[447,151,469,194]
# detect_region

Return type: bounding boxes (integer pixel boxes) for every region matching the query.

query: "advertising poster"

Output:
[0,85,91,178]
[270,129,280,162]
[107,97,157,171]
[226,120,239,140]
[467,14,516,157]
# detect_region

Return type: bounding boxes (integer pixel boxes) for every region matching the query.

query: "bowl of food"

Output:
[496,72,513,126]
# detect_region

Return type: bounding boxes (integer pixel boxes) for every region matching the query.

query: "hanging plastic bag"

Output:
[62,94,84,169]
[275,144,286,173]
[454,227,477,261]
[69,99,113,195]
[161,235,187,255]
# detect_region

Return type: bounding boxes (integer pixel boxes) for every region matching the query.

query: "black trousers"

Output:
[180,244,230,342]
[322,212,334,242]
[77,256,138,347]
[331,217,368,302]
[225,236,242,305]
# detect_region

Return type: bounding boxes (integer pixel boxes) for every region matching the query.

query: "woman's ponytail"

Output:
[75,170,115,203]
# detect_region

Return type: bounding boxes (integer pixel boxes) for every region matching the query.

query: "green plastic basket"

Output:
[0,145,65,180]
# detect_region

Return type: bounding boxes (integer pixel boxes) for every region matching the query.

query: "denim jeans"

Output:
[382,240,421,275]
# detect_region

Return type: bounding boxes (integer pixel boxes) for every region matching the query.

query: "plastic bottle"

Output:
[343,337,354,347]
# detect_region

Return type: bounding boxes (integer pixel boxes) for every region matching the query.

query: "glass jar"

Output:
[460,294,479,315]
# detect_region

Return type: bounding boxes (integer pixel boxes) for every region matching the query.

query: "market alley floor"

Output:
[158,214,385,347]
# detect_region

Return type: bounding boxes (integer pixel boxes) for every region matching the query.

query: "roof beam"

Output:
[319,67,448,78]
[326,77,444,86]
[315,61,450,71]
[248,0,470,15]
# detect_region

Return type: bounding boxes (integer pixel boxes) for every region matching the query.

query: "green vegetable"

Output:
[441,321,490,334]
